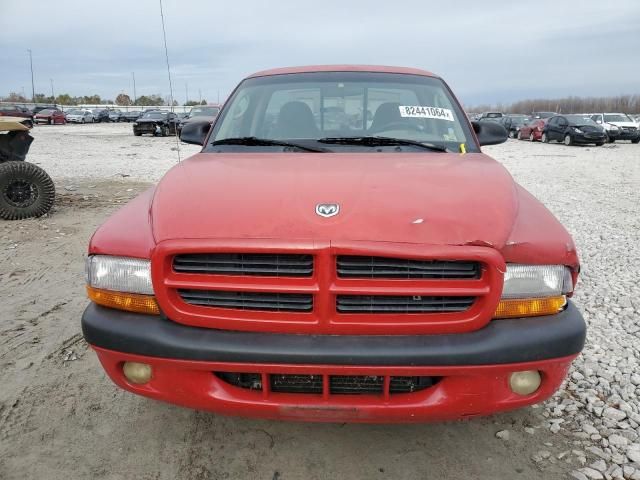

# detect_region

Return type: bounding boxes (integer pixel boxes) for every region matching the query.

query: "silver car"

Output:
[65,109,95,124]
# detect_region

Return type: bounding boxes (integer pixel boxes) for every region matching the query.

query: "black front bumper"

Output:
[617,130,640,140]
[81,301,586,366]
[574,132,607,143]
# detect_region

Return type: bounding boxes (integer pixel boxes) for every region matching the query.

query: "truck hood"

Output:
[151,152,519,247]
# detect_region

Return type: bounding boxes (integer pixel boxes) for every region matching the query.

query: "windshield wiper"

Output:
[317,136,448,152]
[210,137,327,152]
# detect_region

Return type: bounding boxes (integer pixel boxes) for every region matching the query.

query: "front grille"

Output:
[272,374,323,393]
[173,253,313,277]
[337,256,480,279]
[216,372,439,395]
[178,289,313,312]
[622,126,637,132]
[336,295,474,313]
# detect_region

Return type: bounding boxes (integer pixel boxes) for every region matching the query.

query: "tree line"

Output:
[1,91,208,107]
[469,94,640,115]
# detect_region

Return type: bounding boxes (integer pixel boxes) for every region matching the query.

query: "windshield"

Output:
[207,71,477,153]
[39,109,53,115]
[604,114,631,123]
[68,109,83,115]
[509,115,529,125]
[533,112,555,119]
[189,106,220,117]
[566,115,597,125]
[142,112,167,119]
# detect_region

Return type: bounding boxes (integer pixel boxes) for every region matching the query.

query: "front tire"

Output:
[564,134,573,146]
[632,139,639,144]
[517,130,522,140]
[529,132,535,142]
[0,161,55,220]
[541,132,548,143]
[595,142,604,147]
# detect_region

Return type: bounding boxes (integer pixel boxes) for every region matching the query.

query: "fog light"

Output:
[122,362,153,384]
[509,370,541,396]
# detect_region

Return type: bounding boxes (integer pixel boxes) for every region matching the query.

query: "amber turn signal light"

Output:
[493,296,566,319]
[87,286,160,315]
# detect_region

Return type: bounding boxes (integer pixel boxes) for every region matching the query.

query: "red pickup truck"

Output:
[82,65,585,423]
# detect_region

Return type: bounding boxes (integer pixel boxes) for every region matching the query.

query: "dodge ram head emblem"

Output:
[315,203,340,218]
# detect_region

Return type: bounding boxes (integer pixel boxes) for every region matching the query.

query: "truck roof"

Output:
[248,65,438,79]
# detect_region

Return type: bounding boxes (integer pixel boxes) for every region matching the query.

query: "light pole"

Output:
[185,82,189,105]
[50,78,55,102]
[27,49,35,103]
[198,89,202,104]
[132,72,137,105]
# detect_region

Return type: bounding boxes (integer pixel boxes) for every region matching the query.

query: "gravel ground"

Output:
[1,123,639,479]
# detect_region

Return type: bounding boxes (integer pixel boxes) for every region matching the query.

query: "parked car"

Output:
[121,111,142,122]
[0,104,34,128]
[34,108,66,125]
[65,109,95,124]
[31,105,57,115]
[107,110,123,122]
[478,112,503,121]
[589,113,639,143]
[501,115,530,138]
[542,115,607,146]
[82,65,585,423]
[177,104,221,137]
[132,111,179,136]
[531,111,556,119]
[517,118,547,141]
[91,109,109,123]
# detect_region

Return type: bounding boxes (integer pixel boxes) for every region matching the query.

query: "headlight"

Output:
[572,127,583,134]
[494,264,573,319]
[85,255,159,314]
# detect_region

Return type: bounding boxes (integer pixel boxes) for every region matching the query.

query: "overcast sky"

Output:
[1,0,639,106]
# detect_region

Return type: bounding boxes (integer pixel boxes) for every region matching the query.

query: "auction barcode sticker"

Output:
[399,106,455,122]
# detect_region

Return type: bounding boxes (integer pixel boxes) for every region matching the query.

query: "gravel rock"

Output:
[604,408,628,422]
[495,430,510,441]
[627,448,640,464]
[609,434,630,448]
[579,467,604,479]
[590,460,607,473]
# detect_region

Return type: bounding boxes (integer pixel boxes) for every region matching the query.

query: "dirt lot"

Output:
[1,123,639,479]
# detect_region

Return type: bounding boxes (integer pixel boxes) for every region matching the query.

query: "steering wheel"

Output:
[369,121,423,134]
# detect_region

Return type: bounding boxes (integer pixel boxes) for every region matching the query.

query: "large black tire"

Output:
[0,161,55,220]
[632,139,639,144]
[134,130,142,136]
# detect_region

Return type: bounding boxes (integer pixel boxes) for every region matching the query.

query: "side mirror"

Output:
[471,121,508,146]
[180,119,211,146]
[596,120,602,124]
